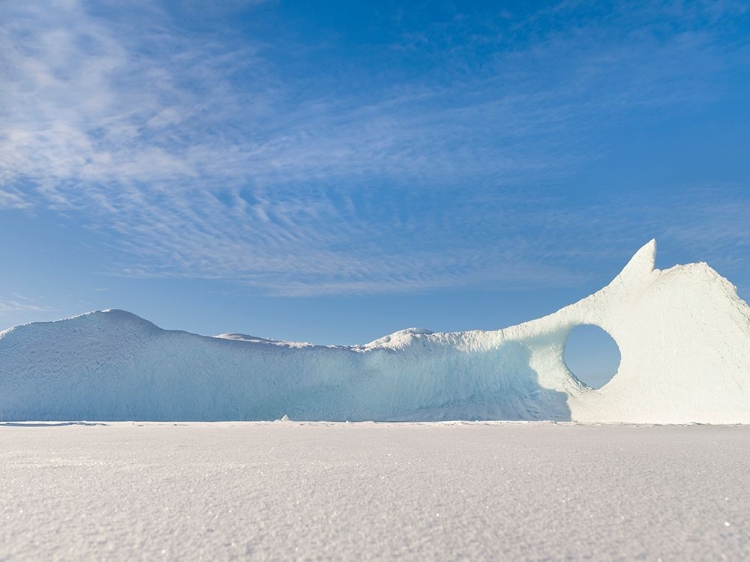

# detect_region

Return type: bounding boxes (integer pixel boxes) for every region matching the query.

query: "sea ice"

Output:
[1,422,748,561]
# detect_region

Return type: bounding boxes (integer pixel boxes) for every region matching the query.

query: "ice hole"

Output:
[564,324,621,389]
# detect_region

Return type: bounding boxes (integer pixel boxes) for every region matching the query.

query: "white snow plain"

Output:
[1,421,748,561]
[2,239,749,423]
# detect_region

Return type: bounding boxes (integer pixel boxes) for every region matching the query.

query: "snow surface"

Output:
[1,422,748,561]
[1,240,750,423]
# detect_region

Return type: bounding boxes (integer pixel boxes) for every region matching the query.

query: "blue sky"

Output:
[1,1,750,378]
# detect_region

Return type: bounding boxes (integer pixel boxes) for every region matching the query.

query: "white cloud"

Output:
[1,0,748,294]
[0,187,30,209]
[0,296,50,315]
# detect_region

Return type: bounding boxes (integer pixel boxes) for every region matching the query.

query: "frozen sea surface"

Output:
[1,422,748,561]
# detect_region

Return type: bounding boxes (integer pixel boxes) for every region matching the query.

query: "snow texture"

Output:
[1,240,749,423]
[1,422,749,561]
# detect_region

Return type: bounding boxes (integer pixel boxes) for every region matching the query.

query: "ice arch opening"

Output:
[564,325,621,389]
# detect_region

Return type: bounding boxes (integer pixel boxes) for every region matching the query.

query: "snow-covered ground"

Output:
[2,422,748,561]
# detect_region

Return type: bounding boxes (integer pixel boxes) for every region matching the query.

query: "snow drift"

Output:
[1,240,749,423]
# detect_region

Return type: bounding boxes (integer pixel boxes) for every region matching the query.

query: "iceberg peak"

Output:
[615,239,657,283]
[365,327,436,349]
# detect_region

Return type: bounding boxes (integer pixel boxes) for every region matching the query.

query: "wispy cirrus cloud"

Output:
[0,186,30,209]
[1,0,749,295]
[0,294,50,315]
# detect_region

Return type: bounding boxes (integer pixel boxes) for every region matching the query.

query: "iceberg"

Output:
[1,240,749,423]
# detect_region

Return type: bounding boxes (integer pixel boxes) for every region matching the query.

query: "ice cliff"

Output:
[1,240,749,423]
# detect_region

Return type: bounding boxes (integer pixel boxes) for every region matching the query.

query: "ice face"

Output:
[1,240,749,423]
